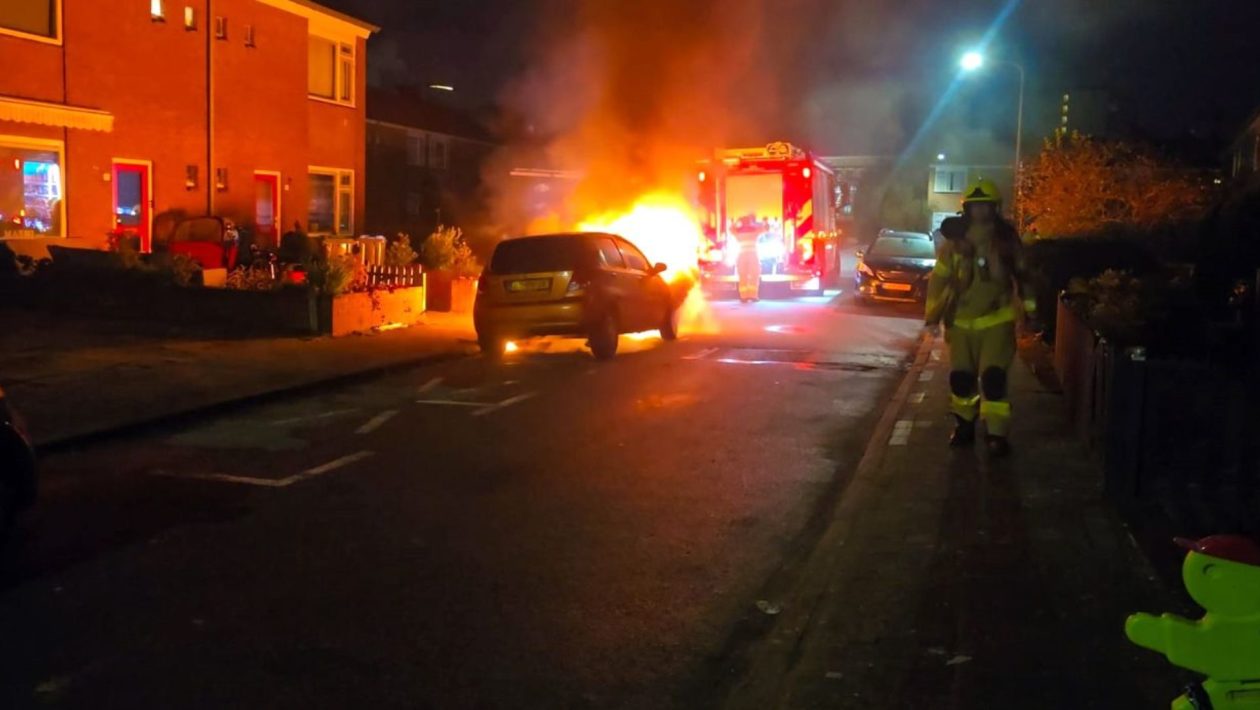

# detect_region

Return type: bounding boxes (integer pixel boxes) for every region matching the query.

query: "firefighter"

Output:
[924,177,1035,457]
[733,216,762,302]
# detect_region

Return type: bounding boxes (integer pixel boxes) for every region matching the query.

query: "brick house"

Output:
[0,0,375,255]
[365,88,497,240]
[926,163,1014,232]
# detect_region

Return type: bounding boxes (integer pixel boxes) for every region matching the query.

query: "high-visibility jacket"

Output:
[925,216,1035,328]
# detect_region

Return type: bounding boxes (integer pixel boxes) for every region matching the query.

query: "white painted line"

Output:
[270,408,359,426]
[888,419,914,446]
[355,409,398,434]
[417,377,444,394]
[296,450,375,480]
[930,350,942,361]
[472,392,537,417]
[910,392,926,404]
[151,470,292,488]
[918,370,935,382]
[684,347,719,361]
[416,399,485,407]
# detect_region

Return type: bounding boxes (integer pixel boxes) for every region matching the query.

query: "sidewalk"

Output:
[0,308,476,448]
[723,334,1195,709]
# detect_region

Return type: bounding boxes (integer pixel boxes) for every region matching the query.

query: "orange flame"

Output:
[576,192,718,335]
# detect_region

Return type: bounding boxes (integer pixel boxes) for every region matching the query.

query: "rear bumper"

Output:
[855,274,926,302]
[474,299,590,337]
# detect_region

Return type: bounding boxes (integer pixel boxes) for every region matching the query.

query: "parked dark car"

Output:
[854,230,936,303]
[0,386,36,540]
[474,232,680,360]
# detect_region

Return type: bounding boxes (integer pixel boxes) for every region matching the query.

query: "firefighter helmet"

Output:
[961,177,1002,205]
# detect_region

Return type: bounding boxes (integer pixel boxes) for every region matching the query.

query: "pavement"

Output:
[0,307,477,448]
[0,292,1197,709]
[719,330,1195,710]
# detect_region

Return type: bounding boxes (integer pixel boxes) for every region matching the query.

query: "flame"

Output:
[575,192,719,335]
[576,192,703,283]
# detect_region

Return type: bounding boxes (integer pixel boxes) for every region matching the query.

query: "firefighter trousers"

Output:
[737,251,761,300]
[946,319,1016,438]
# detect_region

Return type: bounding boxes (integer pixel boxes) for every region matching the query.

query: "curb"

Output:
[721,330,937,709]
[33,346,474,455]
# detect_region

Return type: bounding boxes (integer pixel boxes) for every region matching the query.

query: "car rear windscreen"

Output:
[869,237,936,259]
[490,237,585,274]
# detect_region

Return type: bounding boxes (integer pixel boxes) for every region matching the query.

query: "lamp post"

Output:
[960,51,1026,224]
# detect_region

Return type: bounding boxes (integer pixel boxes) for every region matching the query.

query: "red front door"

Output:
[254,172,279,246]
[112,162,151,252]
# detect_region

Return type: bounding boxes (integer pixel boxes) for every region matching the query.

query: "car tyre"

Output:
[660,303,680,341]
[589,311,619,360]
[478,331,505,359]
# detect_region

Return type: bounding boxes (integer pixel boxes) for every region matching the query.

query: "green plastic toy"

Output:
[1126,535,1260,709]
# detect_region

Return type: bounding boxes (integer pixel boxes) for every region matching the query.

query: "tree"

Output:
[1020,133,1208,238]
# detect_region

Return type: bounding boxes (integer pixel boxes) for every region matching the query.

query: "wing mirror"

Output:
[651,262,668,276]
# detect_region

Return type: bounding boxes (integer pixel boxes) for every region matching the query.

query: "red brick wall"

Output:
[0,34,63,103]
[307,35,367,234]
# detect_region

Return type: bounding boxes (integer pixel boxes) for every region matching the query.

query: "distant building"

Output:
[1228,109,1260,180]
[366,89,497,239]
[817,155,894,239]
[926,164,1015,231]
[0,0,376,252]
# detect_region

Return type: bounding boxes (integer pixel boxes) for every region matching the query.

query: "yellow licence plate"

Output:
[507,278,551,292]
[882,282,913,292]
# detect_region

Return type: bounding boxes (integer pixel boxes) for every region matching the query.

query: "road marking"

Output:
[910,392,926,404]
[270,408,359,426]
[888,419,914,446]
[684,347,718,360]
[151,450,375,488]
[294,450,374,481]
[918,370,935,382]
[416,399,485,407]
[930,350,942,361]
[417,377,444,394]
[355,409,397,434]
[472,392,537,417]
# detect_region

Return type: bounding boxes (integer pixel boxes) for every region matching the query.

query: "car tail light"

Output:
[477,273,489,295]
[567,271,589,295]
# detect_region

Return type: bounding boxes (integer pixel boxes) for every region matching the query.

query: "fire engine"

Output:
[694,142,839,296]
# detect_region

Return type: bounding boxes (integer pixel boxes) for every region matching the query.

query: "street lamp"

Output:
[960,50,1026,221]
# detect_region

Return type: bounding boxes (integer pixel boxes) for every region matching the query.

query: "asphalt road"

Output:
[0,293,922,709]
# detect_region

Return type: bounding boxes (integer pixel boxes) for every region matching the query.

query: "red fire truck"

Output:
[694,142,839,296]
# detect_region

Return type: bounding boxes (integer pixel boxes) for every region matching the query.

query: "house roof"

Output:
[367,89,496,144]
[256,0,378,38]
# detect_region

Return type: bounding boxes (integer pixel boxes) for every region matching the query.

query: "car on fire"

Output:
[854,230,936,304]
[474,232,681,360]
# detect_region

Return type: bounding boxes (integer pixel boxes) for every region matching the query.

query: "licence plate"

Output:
[507,278,551,292]
[881,282,913,292]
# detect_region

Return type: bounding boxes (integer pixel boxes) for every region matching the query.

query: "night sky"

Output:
[326,0,1260,159]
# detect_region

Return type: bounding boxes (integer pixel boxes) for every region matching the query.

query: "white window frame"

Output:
[307,35,355,107]
[933,167,967,194]
[0,134,67,238]
[308,166,354,236]
[0,0,63,45]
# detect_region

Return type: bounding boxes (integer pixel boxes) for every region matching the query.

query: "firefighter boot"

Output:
[949,415,975,447]
[986,435,1011,458]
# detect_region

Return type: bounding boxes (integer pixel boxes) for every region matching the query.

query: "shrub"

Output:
[1064,267,1201,355]
[226,265,281,291]
[1025,235,1161,340]
[384,233,419,267]
[305,254,364,296]
[421,225,481,277]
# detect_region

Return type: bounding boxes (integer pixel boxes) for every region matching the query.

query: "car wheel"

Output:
[478,331,505,358]
[589,311,619,360]
[660,303,680,341]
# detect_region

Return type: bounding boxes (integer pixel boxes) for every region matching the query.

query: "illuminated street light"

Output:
[959,49,1026,221]
[937,153,946,162]
[428,84,455,92]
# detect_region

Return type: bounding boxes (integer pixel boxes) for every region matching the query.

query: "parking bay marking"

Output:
[355,409,397,434]
[151,450,375,488]
[472,392,537,417]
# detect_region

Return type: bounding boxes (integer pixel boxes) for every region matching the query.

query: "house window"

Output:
[308,168,353,235]
[0,137,65,238]
[428,137,448,170]
[308,36,354,105]
[406,135,425,166]
[150,0,164,21]
[215,167,228,191]
[0,0,59,41]
[933,168,966,194]
[244,24,255,47]
[183,5,195,29]
[214,15,226,39]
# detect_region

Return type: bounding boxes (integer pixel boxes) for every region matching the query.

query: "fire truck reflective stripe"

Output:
[796,199,812,225]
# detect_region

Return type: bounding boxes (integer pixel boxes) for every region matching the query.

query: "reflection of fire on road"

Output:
[576,192,719,335]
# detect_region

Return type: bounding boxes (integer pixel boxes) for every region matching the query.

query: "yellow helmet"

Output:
[961,177,1002,205]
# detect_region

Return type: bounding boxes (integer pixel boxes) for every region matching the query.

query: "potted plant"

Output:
[421,225,481,313]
